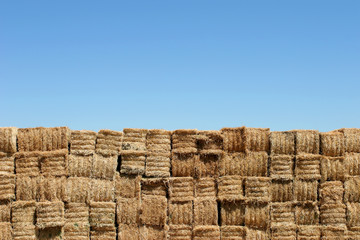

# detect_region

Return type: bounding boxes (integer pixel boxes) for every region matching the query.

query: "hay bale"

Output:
[270,203,294,226]
[65,203,89,224]
[339,128,360,153]
[39,149,68,177]
[321,156,345,182]
[320,203,346,225]
[145,153,171,177]
[120,151,146,175]
[0,127,17,153]
[0,201,10,222]
[295,203,319,225]
[294,179,318,202]
[193,225,220,240]
[270,131,295,155]
[219,152,246,176]
[297,226,321,240]
[344,176,360,202]
[197,130,223,154]
[90,228,116,240]
[346,227,360,240]
[321,225,346,240]
[68,154,93,177]
[13,223,36,240]
[271,224,296,240]
[96,129,123,156]
[169,177,194,202]
[121,128,147,152]
[90,179,114,202]
[320,131,345,157]
[245,127,270,152]
[244,177,270,203]
[117,224,140,240]
[320,181,344,204]
[92,154,117,180]
[141,178,167,197]
[270,155,294,180]
[63,223,90,240]
[245,151,268,177]
[346,202,360,228]
[0,152,14,174]
[245,229,268,240]
[270,180,293,202]
[295,154,321,180]
[0,173,15,200]
[14,151,41,176]
[146,129,171,153]
[37,227,64,240]
[221,127,246,153]
[220,226,246,240]
[294,130,320,154]
[89,201,115,230]
[345,153,360,176]
[217,175,243,201]
[12,201,36,224]
[140,195,167,226]
[116,197,139,225]
[195,154,220,178]
[245,204,269,230]
[16,175,39,201]
[172,129,198,154]
[168,225,192,240]
[36,201,65,229]
[65,177,91,203]
[70,130,97,156]
[194,178,216,199]
[37,176,66,202]
[115,174,141,199]
[220,201,245,226]
[193,199,217,225]
[168,201,193,225]
[171,153,196,177]
[140,225,167,240]
[0,222,12,240]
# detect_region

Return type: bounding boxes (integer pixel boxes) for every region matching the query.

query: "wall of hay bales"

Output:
[0,126,359,239]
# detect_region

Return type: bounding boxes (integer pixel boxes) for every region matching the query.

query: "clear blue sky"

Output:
[1,1,359,132]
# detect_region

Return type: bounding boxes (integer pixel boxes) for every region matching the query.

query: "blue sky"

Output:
[0,1,359,132]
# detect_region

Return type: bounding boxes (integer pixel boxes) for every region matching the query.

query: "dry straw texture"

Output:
[0,126,360,239]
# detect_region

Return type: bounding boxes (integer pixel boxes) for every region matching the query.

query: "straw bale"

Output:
[169,177,194,202]
[346,228,360,240]
[12,201,36,224]
[17,127,69,152]
[90,179,114,202]
[0,201,10,222]
[217,175,243,201]
[172,129,198,154]
[295,154,321,180]
[245,127,270,152]
[270,155,293,180]
[92,154,117,180]
[146,129,171,153]
[321,156,345,182]
[320,203,346,225]
[140,195,167,226]
[320,181,344,204]
[89,201,116,230]
[65,177,90,203]
[345,153,360,176]
[339,128,360,153]
[245,204,269,230]
[0,152,14,174]
[194,178,216,199]
[140,225,167,240]
[141,178,167,197]
[271,224,296,240]
[95,129,123,156]
[321,131,345,156]
[168,225,192,240]
[116,197,139,225]
[220,152,267,177]
[13,223,36,240]
[37,227,64,240]
[220,226,247,240]
[221,201,245,226]
[37,176,66,202]
[14,151,40,176]
[36,201,65,229]
[68,154,92,177]
[245,229,268,240]
[244,177,270,203]
[294,130,320,154]
[65,203,89,224]
[70,130,97,155]
[295,203,319,225]
[219,152,246,176]
[193,225,220,240]
[117,224,140,240]
[121,128,147,152]
[193,199,217,225]
[321,225,346,240]
[197,130,223,153]
[16,175,39,201]
[90,227,116,240]
[0,173,15,200]
[221,127,246,153]
[270,202,294,226]
[115,174,141,199]
[297,226,321,240]
[270,180,293,202]
[344,176,360,202]
[294,179,318,203]
[270,131,295,155]
[145,153,170,177]
[0,127,17,153]
[168,201,193,225]
[195,154,219,178]
[171,153,196,177]
[245,151,268,176]
[0,222,12,240]
[39,149,68,176]
[120,151,146,175]
[63,223,90,240]
[346,202,360,228]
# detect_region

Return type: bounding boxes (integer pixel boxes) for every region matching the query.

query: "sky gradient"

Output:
[1,1,359,132]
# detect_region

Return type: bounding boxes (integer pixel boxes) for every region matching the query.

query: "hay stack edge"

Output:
[0,126,360,240]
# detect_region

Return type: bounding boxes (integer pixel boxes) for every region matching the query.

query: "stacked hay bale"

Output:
[269,131,296,240]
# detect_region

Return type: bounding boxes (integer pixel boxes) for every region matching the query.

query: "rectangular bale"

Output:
[116,197,139,225]
[172,129,198,154]
[168,201,193,225]
[245,229,269,240]
[345,153,360,176]
[37,227,64,240]
[36,201,65,229]
[0,222,13,240]
[271,225,296,240]
[15,175,39,201]
[0,127,17,153]
[219,152,246,176]
[295,203,319,225]
[245,204,269,230]
[270,202,294,226]
[346,202,360,228]
[169,177,194,202]
[141,195,167,226]
[339,128,360,153]
[321,226,346,240]
[117,224,140,240]
[295,154,321,180]
[294,178,318,203]
[220,226,246,240]
[65,177,91,203]
[0,201,10,222]
[63,223,90,240]
[37,176,66,202]
[145,153,171,177]
[14,151,41,176]
[270,180,294,202]
[197,130,223,153]
[194,199,218,225]
[141,178,167,197]
[12,200,36,224]
[90,178,114,202]
[0,173,15,200]
[221,127,246,153]
[92,154,117,180]
[320,181,344,204]
[270,131,295,155]
[89,201,116,230]
[171,153,196,177]
[320,131,345,157]
[320,203,346,225]
[193,226,220,240]
[244,177,270,203]
[297,226,321,240]
[115,174,141,199]
[245,151,268,177]
[39,149,68,176]
[344,176,360,202]
[221,201,245,226]
[194,177,216,199]
[217,175,243,201]
[195,154,220,178]
[294,130,320,154]
[68,154,93,177]
[90,227,116,240]
[245,127,270,152]
[140,225,167,240]
[146,129,171,153]
[95,129,123,156]
[0,152,14,174]
[65,203,89,224]
[13,223,36,240]
[70,130,97,155]
[121,128,147,152]
[120,151,146,175]
[168,225,192,240]
[321,156,345,183]
[270,155,294,180]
